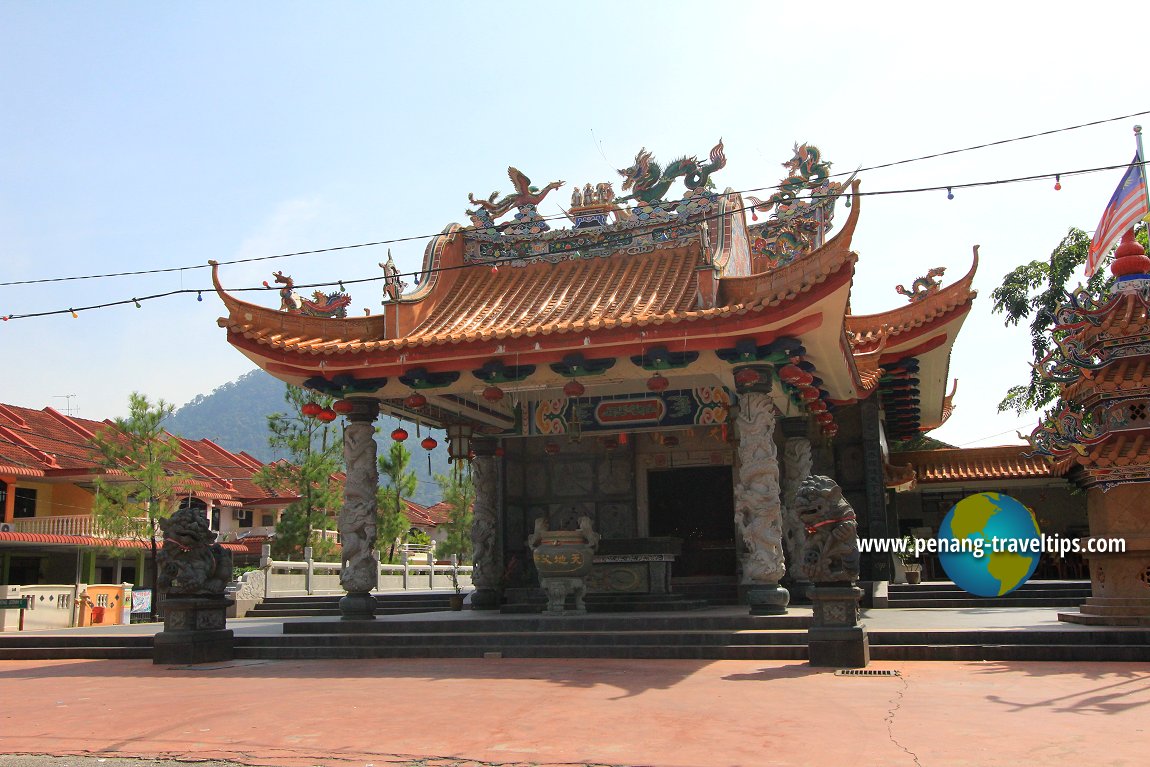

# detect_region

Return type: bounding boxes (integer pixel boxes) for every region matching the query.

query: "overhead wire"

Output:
[2,156,1147,322]
[2,106,1147,291]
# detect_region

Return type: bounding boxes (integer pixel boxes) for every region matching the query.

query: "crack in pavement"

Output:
[884,673,923,767]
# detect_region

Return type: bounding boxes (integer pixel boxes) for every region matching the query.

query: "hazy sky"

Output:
[2,1,1147,449]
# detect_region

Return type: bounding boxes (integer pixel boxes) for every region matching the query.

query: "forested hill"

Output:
[167,370,450,505]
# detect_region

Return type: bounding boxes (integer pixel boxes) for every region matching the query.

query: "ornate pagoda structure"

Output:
[211,142,977,617]
[1026,229,1150,626]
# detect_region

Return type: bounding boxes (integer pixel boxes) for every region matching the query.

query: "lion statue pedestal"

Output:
[152,506,235,665]
[794,475,869,668]
[528,516,599,615]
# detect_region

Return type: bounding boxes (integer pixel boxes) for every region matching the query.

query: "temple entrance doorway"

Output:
[647,466,735,578]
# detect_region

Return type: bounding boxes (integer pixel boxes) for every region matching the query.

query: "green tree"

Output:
[90,393,191,621]
[991,227,1114,414]
[254,386,343,560]
[377,440,417,563]
[435,467,475,564]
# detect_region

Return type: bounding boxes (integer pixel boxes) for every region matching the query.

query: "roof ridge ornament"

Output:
[894,267,947,303]
[747,143,852,270]
[616,139,726,204]
[466,167,565,234]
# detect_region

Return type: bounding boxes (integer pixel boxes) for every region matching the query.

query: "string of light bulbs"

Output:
[2,157,1147,322]
[3,106,1147,291]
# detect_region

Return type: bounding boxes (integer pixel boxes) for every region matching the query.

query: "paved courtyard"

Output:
[1,652,1148,767]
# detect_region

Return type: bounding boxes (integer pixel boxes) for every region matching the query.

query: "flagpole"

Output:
[1136,125,1150,222]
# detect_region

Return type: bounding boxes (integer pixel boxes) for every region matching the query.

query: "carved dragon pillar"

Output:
[733,369,789,614]
[339,398,380,620]
[780,416,814,601]
[470,438,501,610]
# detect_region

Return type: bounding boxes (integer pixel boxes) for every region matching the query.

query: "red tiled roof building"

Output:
[0,402,295,587]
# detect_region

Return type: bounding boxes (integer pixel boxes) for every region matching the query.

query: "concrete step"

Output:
[0,636,153,648]
[0,636,153,660]
[233,642,810,661]
[887,581,1089,594]
[0,645,152,660]
[247,593,457,618]
[249,606,452,618]
[887,588,1091,600]
[885,597,1087,608]
[871,644,1150,662]
[239,629,811,649]
[283,613,809,635]
[869,629,1150,646]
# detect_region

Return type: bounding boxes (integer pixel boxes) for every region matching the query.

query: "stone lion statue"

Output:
[157,505,233,597]
[793,475,860,584]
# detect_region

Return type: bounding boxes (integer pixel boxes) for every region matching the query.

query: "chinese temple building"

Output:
[212,142,977,616]
[1026,229,1150,626]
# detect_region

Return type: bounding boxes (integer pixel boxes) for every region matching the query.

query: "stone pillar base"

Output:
[808,625,870,668]
[153,596,234,665]
[540,577,587,615]
[339,591,377,620]
[743,583,790,615]
[808,584,867,667]
[470,588,501,611]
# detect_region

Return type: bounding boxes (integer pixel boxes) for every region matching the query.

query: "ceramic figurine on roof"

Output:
[616,140,726,203]
[568,180,623,228]
[379,250,407,304]
[747,144,851,268]
[895,267,947,302]
[467,167,565,235]
[269,271,351,318]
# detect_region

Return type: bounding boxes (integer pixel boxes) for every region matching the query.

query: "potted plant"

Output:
[448,555,465,611]
[898,535,922,585]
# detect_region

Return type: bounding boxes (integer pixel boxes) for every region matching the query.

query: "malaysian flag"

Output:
[1086,152,1150,276]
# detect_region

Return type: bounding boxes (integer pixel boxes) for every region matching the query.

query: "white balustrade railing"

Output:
[7,515,155,539]
[257,545,472,597]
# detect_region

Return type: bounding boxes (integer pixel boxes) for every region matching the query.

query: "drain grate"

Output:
[834,669,901,677]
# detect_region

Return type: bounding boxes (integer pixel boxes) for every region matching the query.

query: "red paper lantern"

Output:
[301,402,322,418]
[647,373,669,392]
[816,412,834,425]
[494,446,505,457]
[563,379,585,398]
[421,436,438,451]
[482,385,505,402]
[333,399,355,414]
[807,399,828,413]
[799,387,821,402]
[823,424,839,437]
[316,407,337,423]
[405,392,428,410]
[391,427,409,441]
[734,368,761,388]
[777,364,814,386]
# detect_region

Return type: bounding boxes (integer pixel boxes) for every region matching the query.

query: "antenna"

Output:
[54,394,77,416]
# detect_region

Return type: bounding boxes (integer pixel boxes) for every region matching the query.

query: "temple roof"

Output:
[840,250,979,436]
[844,248,978,353]
[893,445,1055,484]
[212,146,973,441]
[213,185,863,432]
